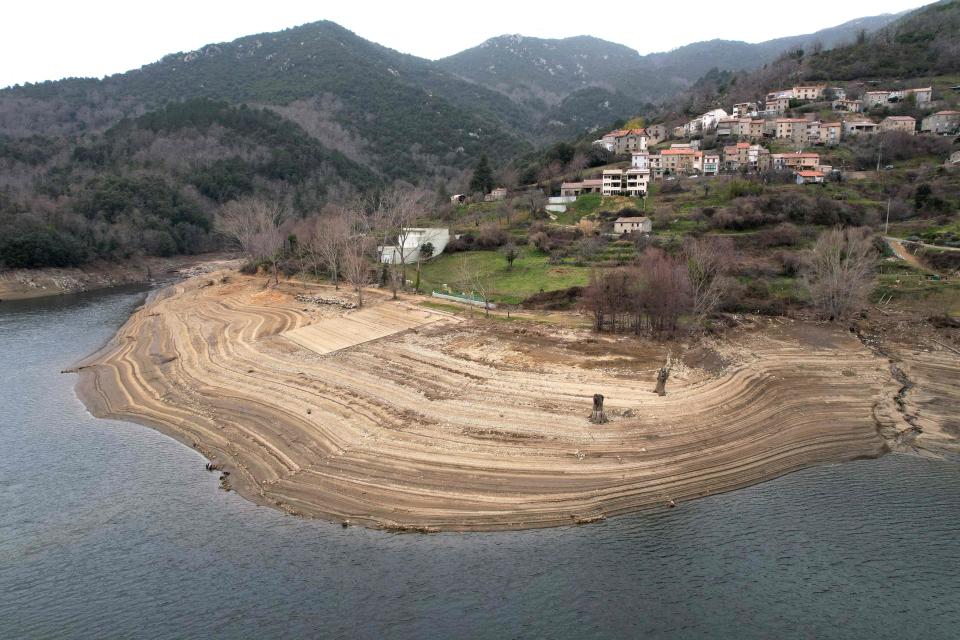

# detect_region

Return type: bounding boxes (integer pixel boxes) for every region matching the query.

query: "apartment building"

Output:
[722,142,770,172]
[792,84,826,101]
[771,152,820,172]
[880,115,916,135]
[731,102,758,118]
[601,128,649,154]
[863,87,933,109]
[775,118,807,143]
[645,124,668,144]
[921,111,960,135]
[819,122,842,146]
[659,148,699,175]
[601,168,649,196]
[702,153,720,176]
[765,96,791,115]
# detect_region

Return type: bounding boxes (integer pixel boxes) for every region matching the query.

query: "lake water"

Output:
[1,286,958,639]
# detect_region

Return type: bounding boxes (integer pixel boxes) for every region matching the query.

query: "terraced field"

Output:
[74,273,932,531]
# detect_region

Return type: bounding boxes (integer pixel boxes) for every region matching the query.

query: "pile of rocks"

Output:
[295,294,358,310]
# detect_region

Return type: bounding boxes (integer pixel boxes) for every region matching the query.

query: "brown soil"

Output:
[71,272,959,532]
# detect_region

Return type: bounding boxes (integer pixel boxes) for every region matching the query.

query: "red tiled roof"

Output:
[797,170,824,177]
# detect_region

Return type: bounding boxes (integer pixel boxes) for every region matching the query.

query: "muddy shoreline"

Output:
[71,272,956,532]
[0,253,240,302]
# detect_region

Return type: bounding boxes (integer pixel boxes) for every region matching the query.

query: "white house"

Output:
[795,170,825,185]
[379,228,450,264]
[613,216,652,234]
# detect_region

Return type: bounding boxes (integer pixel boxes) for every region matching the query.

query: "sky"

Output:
[1,0,932,89]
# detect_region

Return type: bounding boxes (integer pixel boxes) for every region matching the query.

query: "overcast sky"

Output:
[1,0,931,89]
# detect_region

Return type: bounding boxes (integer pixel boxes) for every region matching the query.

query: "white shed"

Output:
[613,216,652,234]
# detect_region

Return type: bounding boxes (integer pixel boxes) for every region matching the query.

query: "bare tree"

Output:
[374,187,426,299]
[805,227,876,320]
[684,236,734,325]
[340,203,377,308]
[456,255,493,317]
[303,210,350,289]
[217,197,285,284]
[636,248,692,337]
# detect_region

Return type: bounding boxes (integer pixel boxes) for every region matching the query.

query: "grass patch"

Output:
[418,248,590,305]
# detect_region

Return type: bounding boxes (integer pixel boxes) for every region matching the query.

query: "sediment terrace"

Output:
[75,273,916,531]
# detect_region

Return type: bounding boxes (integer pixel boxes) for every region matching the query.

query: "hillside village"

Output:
[405,67,960,328]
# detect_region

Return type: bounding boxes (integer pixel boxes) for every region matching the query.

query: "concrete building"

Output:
[484,187,508,201]
[659,148,699,175]
[602,169,649,197]
[602,128,648,154]
[765,96,791,115]
[921,111,960,135]
[880,116,916,135]
[732,102,758,118]
[645,124,668,144]
[560,180,602,197]
[792,84,826,101]
[863,87,933,109]
[702,153,720,176]
[772,152,820,172]
[843,119,880,136]
[723,142,770,172]
[613,216,652,234]
[819,122,842,146]
[379,228,450,264]
[775,118,808,142]
[625,169,650,197]
[602,169,624,196]
[832,98,862,113]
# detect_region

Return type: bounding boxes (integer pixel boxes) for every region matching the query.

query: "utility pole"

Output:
[884,197,891,236]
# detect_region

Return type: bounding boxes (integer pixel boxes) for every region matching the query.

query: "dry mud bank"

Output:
[0,255,240,302]
[73,273,956,531]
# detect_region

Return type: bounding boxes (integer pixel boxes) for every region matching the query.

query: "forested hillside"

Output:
[803,0,960,79]
[0,7,932,270]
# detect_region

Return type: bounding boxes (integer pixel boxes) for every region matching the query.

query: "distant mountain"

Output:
[649,1,957,125]
[0,21,532,180]
[437,35,642,107]
[437,10,907,134]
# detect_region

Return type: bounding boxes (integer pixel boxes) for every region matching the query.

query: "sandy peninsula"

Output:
[72,272,951,531]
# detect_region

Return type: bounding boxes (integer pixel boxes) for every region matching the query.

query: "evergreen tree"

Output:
[469,154,494,195]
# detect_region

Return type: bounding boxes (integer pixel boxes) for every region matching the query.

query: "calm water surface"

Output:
[1,287,958,639]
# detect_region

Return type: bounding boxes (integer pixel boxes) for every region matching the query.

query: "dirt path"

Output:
[886,237,929,272]
[73,272,941,532]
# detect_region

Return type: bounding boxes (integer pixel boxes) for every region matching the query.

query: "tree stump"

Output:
[654,366,670,396]
[589,394,608,424]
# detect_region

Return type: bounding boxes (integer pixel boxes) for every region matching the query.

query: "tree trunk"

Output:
[589,394,608,424]
[654,366,670,396]
[272,261,279,285]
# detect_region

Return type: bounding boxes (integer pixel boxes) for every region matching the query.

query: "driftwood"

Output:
[589,393,608,424]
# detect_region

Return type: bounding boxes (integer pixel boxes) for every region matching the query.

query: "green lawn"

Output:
[418,248,591,305]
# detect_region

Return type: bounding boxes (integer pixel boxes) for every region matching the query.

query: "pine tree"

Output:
[469,154,494,195]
